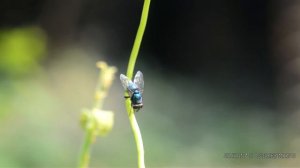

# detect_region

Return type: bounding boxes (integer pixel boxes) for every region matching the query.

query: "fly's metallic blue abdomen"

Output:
[131,90,143,104]
[131,91,143,110]
[120,71,144,111]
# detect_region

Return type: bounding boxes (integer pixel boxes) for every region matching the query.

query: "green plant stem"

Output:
[125,0,151,168]
[79,79,104,168]
[126,100,145,168]
[78,62,116,168]
[126,0,151,79]
[79,130,94,168]
[129,112,145,168]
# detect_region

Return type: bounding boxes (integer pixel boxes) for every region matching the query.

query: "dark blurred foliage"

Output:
[145,0,277,110]
[0,0,277,107]
[0,0,272,71]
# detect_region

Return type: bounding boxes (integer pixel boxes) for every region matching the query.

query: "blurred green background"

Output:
[0,0,300,167]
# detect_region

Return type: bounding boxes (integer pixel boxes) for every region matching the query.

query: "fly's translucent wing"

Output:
[120,74,138,94]
[134,71,144,94]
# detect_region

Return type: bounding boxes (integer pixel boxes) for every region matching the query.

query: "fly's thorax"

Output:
[128,83,138,91]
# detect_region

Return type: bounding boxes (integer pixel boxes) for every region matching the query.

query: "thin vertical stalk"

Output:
[79,130,94,168]
[78,62,117,168]
[126,0,151,79]
[125,0,151,168]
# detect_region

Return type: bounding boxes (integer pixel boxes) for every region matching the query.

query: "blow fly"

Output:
[120,71,144,111]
